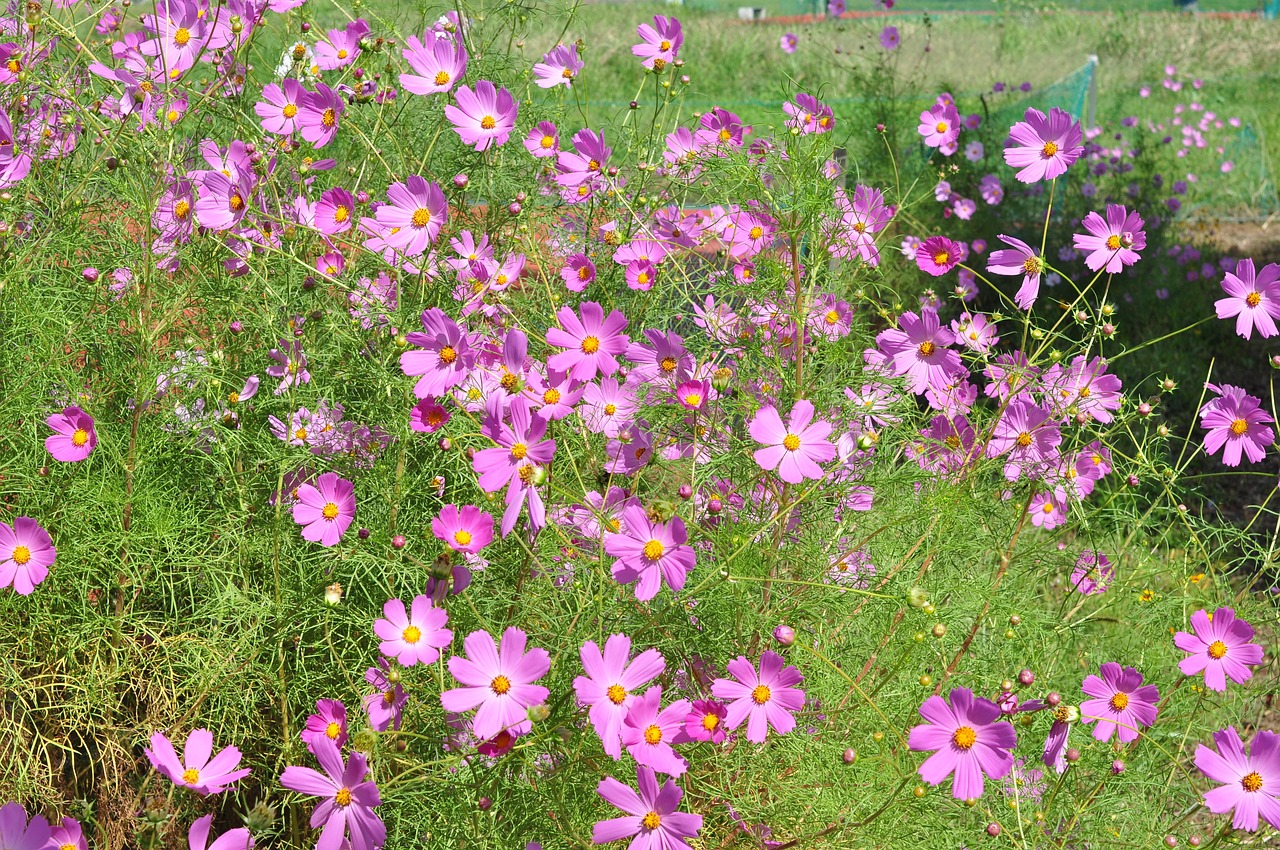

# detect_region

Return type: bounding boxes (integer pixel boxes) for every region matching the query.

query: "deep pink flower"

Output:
[1079,662,1158,743]
[916,236,963,276]
[187,814,253,850]
[783,93,834,135]
[986,234,1044,310]
[1215,258,1280,340]
[314,186,355,235]
[374,595,452,667]
[831,184,892,266]
[1041,356,1123,423]
[908,687,1016,799]
[362,657,407,731]
[620,686,692,776]
[1072,204,1146,274]
[444,80,518,151]
[874,308,963,395]
[371,175,448,257]
[631,15,682,69]
[593,765,702,850]
[297,82,343,148]
[562,253,595,291]
[986,398,1061,481]
[0,804,49,850]
[409,396,451,433]
[605,505,695,601]
[292,472,355,547]
[280,737,386,850]
[401,307,477,398]
[748,399,835,484]
[432,504,494,554]
[1175,608,1264,692]
[710,651,805,743]
[1003,106,1084,183]
[0,516,55,595]
[472,395,556,536]
[145,728,251,795]
[575,635,666,759]
[683,700,728,744]
[314,20,367,70]
[440,627,551,740]
[918,102,960,148]
[45,405,97,462]
[546,302,631,382]
[1195,726,1280,832]
[401,32,466,95]
[534,44,583,88]
[301,699,348,755]
[1069,550,1112,595]
[1200,383,1275,467]
[255,79,304,136]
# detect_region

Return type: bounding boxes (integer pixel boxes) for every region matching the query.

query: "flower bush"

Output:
[0,0,1276,848]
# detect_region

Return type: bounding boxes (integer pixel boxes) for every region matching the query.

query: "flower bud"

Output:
[1018,669,1035,686]
[438,437,452,451]
[1046,692,1062,707]
[324,582,343,606]
[478,797,492,811]
[82,267,99,282]
[908,586,928,608]
[508,202,522,215]
[300,21,311,31]
[773,625,796,646]
[357,528,370,539]
[527,703,551,723]
[1163,836,1177,848]
[1111,759,1125,774]
[931,623,946,638]
[677,484,692,500]
[986,823,1001,837]
[1137,402,1152,416]
[531,465,548,486]
[357,190,370,204]
[229,320,243,334]
[711,366,733,391]
[1127,474,1140,487]
[842,747,857,764]
[1065,747,1081,762]
[391,534,406,550]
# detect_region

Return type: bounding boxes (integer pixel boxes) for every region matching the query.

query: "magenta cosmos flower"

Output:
[0,517,55,595]
[444,80,517,151]
[915,235,963,276]
[280,737,386,850]
[432,504,494,554]
[918,102,960,148]
[46,406,97,462]
[50,817,87,850]
[301,698,348,755]
[1079,662,1158,743]
[372,175,448,258]
[1215,258,1280,340]
[1195,727,1280,832]
[632,15,682,69]
[684,700,728,744]
[986,398,1061,481]
[748,399,836,484]
[472,395,556,536]
[593,765,702,850]
[1175,608,1265,692]
[546,301,631,382]
[533,44,583,88]
[908,687,1016,799]
[0,804,50,850]
[986,234,1045,310]
[621,686,692,776]
[441,627,551,740]
[780,32,798,53]
[255,79,304,136]
[297,82,344,148]
[401,307,477,398]
[1200,383,1275,467]
[1072,204,1146,274]
[292,472,355,547]
[1003,106,1083,183]
[400,33,466,95]
[710,651,805,743]
[1069,550,1112,595]
[188,814,253,850]
[574,634,666,759]
[145,728,251,795]
[875,308,963,395]
[374,595,453,667]
[783,93,834,135]
[605,505,696,601]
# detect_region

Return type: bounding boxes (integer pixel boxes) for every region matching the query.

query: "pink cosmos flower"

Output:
[301,698,348,755]
[621,686,692,776]
[748,399,836,484]
[440,627,551,740]
[1175,608,1264,692]
[1003,106,1084,183]
[1200,383,1275,467]
[363,658,407,731]
[280,737,386,850]
[879,25,900,49]
[410,397,451,433]
[986,398,1061,481]
[145,728,251,795]
[266,340,310,394]
[605,505,696,601]
[297,82,344,148]
[562,253,595,291]
[711,651,805,743]
[986,234,1044,310]
[908,687,1016,799]
[187,814,253,850]
[683,700,728,744]
[1070,550,1112,595]
[783,93,833,135]
[0,804,49,850]
[526,121,560,158]
[292,472,355,547]
[780,32,798,53]
[1042,356,1123,424]
[315,187,355,235]
[255,79,305,136]
[432,504,494,554]
[374,595,453,667]
[533,44,583,88]
[574,634,666,760]
[444,80,518,151]
[472,395,556,536]
[593,765,702,850]
[632,15,682,69]
[546,302,631,382]
[49,817,87,850]
[1195,726,1280,832]
[1215,258,1280,340]
[830,184,892,266]
[918,102,960,149]
[371,175,448,257]
[0,517,55,595]
[874,308,963,395]
[401,32,467,95]
[1072,204,1146,274]
[315,20,367,70]
[916,236,963,276]
[401,307,478,398]
[46,405,97,462]
[1079,662,1158,743]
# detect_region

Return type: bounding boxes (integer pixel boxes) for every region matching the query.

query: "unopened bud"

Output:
[324,583,343,606]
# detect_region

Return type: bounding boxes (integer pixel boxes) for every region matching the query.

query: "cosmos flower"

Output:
[300,699,349,755]
[526,121,561,158]
[683,700,728,744]
[779,33,798,54]
[1215,258,1280,340]
[986,234,1044,310]
[255,79,305,136]
[711,651,805,743]
[363,657,408,732]
[574,634,666,760]
[280,737,386,850]
[374,595,453,667]
[986,398,1061,481]
[533,44,583,88]
[1003,106,1084,183]
[444,80,518,151]
[748,400,836,484]
[908,688,1016,799]
[632,15,682,69]
[1195,726,1280,832]
[1079,662,1158,743]
[1199,383,1274,467]
[0,804,49,850]
[1175,608,1264,692]
[291,472,355,547]
[916,236,963,276]
[1072,205,1146,274]
[918,102,961,149]
[440,627,551,740]
[546,302,631,382]
[372,175,449,258]
[401,307,477,399]
[297,82,343,148]
[401,31,467,95]
[875,308,963,395]
[0,516,55,595]
[45,406,97,462]
[879,25,899,49]
[620,686,692,776]
[187,814,253,850]
[593,765,702,850]
[604,505,696,601]
[1069,550,1112,595]
[432,504,495,554]
[145,729,251,795]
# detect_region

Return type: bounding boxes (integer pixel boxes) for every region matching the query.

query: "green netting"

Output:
[680,0,1262,16]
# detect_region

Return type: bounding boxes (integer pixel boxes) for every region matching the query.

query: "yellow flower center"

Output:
[702,712,720,730]
[952,726,977,750]
[1016,432,1033,448]
[453,530,473,547]
[1053,705,1070,723]
[751,684,771,705]
[490,675,511,695]
[1105,235,1121,251]
[71,428,89,447]
[402,625,422,644]
[642,812,661,830]
[325,721,341,739]
[1109,692,1129,711]
[935,121,948,133]
[543,388,561,405]
[5,59,17,73]
[562,68,575,79]
[536,135,555,151]
[1241,290,1262,308]
[825,309,840,324]
[229,193,244,211]
[636,271,650,286]
[322,108,336,127]
[295,428,308,441]
[510,443,528,460]
[749,226,764,240]
[11,545,31,565]
[281,102,298,119]
[1022,256,1042,275]
[322,503,339,521]
[932,250,949,267]
[782,434,801,451]
[434,70,451,86]
[383,689,395,703]
[1042,502,1055,514]
[174,27,191,45]
[643,724,663,745]
[606,684,627,704]
[411,207,432,228]
[335,787,352,806]
[603,403,617,415]
[659,39,671,50]
[1230,418,1249,436]
[337,48,349,59]
[918,341,936,357]
[683,393,702,407]
[480,115,497,130]
[182,767,200,784]
[581,336,600,354]
[175,200,191,219]
[333,205,350,223]
[643,539,665,560]
[1242,771,1264,793]
[1041,140,1058,157]
[1208,640,1228,659]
